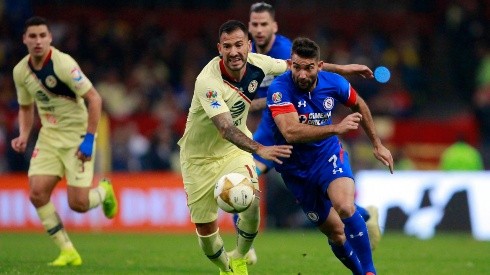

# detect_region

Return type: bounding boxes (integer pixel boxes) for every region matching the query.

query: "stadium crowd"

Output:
[0,0,489,174]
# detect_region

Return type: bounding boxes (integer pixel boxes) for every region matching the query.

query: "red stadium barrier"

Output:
[0,172,264,232]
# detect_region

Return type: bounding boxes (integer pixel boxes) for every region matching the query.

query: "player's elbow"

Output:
[281,129,302,143]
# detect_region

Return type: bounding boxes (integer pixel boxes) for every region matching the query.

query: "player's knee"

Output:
[327,229,346,245]
[68,198,89,213]
[333,202,356,219]
[29,189,50,208]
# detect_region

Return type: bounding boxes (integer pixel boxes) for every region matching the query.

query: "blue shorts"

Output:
[279,150,354,226]
[252,119,275,170]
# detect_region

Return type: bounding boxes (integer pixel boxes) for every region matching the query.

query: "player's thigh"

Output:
[28,140,64,178]
[62,146,95,188]
[181,158,224,224]
[326,177,356,209]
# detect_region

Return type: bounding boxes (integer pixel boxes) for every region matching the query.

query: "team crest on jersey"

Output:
[45,75,57,88]
[323,97,334,110]
[306,212,319,222]
[272,92,282,103]
[248,80,258,93]
[206,90,218,99]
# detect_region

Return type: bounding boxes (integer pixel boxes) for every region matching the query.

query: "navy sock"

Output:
[355,204,370,222]
[329,239,363,275]
[343,211,376,274]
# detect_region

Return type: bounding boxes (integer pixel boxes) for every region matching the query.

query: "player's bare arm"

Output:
[350,95,394,173]
[322,63,374,79]
[250,97,267,112]
[76,87,102,162]
[211,112,292,163]
[11,104,35,153]
[273,111,361,143]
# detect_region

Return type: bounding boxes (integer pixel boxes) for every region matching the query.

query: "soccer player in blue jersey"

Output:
[266,37,394,275]
[230,2,382,265]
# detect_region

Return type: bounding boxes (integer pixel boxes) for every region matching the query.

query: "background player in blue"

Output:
[231,2,381,265]
[266,37,394,274]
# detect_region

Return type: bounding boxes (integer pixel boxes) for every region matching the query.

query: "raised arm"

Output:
[322,63,374,79]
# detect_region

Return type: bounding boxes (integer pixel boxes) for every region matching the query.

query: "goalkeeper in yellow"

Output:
[11,16,118,267]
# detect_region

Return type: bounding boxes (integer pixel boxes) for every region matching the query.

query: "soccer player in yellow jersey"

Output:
[178,20,294,275]
[11,16,118,267]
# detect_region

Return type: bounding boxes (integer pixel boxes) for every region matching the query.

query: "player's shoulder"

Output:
[50,47,77,64]
[13,55,30,76]
[319,71,348,85]
[196,57,222,85]
[275,34,293,47]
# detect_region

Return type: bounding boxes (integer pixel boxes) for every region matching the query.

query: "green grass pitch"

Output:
[1,230,489,274]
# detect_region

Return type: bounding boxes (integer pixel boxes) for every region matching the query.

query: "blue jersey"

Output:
[265,70,359,225]
[266,70,358,176]
[252,34,292,169]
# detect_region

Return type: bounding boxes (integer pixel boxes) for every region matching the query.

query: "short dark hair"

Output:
[218,20,248,40]
[292,37,320,60]
[24,16,50,33]
[250,2,275,18]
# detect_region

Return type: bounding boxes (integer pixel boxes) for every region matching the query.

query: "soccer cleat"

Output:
[48,248,82,266]
[227,247,257,266]
[230,258,248,275]
[100,178,118,219]
[366,206,381,251]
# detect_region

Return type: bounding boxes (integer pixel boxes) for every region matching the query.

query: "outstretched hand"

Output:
[373,144,394,174]
[256,144,293,165]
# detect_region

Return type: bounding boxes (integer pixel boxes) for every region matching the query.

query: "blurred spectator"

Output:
[472,37,490,169]
[439,138,484,171]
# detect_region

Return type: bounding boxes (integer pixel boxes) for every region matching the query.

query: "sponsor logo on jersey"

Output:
[323,97,334,110]
[272,92,282,103]
[70,68,84,82]
[206,90,218,99]
[211,100,221,108]
[230,101,245,118]
[298,100,306,108]
[45,75,57,88]
[35,90,50,103]
[299,112,331,125]
[248,80,258,93]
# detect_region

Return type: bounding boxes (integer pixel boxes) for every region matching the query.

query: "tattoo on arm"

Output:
[211,113,260,153]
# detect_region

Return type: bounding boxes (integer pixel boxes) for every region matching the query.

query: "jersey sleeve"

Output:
[267,78,296,117]
[13,65,34,106]
[333,73,357,107]
[249,53,288,77]
[195,77,230,118]
[56,53,93,97]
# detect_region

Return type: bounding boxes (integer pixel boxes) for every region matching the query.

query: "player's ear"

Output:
[272,21,278,34]
[217,43,222,57]
[318,60,324,70]
[286,59,292,69]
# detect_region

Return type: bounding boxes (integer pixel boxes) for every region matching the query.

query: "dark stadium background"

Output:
[0,0,489,233]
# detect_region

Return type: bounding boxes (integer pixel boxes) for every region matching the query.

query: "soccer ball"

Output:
[214,173,255,213]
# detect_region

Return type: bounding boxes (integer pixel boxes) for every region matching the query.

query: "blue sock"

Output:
[356,204,370,222]
[328,239,363,275]
[343,211,376,274]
